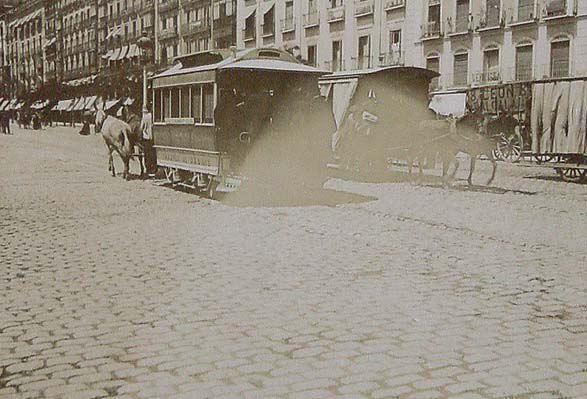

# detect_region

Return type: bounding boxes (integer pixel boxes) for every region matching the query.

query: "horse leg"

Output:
[486,151,497,186]
[468,155,476,186]
[106,144,115,176]
[138,144,145,177]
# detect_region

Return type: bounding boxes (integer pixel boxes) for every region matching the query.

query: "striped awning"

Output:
[105,99,120,110]
[84,96,98,111]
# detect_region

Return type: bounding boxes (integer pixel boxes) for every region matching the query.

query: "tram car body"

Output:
[319,66,440,175]
[151,48,332,196]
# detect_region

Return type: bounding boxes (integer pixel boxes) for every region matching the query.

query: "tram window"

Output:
[181,87,190,118]
[192,85,202,123]
[170,87,180,118]
[154,89,162,122]
[202,83,214,124]
[162,88,170,120]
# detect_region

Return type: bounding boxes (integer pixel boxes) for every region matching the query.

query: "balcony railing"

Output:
[182,20,210,35]
[511,4,535,23]
[159,28,178,41]
[384,0,405,11]
[379,51,404,66]
[477,9,502,29]
[281,18,295,33]
[550,60,570,78]
[328,7,345,22]
[324,59,345,72]
[303,11,320,27]
[472,70,501,84]
[355,0,374,17]
[421,21,441,39]
[351,55,372,70]
[514,65,533,81]
[544,0,566,17]
[159,0,179,13]
[448,16,471,34]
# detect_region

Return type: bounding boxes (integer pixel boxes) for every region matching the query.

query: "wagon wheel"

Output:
[495,131,523,163]
[164,167,177,184]
[555,167,587,183]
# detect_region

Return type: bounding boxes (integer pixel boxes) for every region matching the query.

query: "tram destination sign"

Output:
[466,82,532,115]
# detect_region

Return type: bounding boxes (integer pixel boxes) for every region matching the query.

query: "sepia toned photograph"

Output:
[0,0,586,398]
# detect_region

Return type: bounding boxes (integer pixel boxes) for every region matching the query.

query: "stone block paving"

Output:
[0,126,586,398]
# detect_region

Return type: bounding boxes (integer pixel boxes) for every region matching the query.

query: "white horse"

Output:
[94,98,133,180]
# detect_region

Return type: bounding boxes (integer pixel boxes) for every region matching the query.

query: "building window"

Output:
[191,85,202,123]
[202,83,214,124]
[307,45,316,66]
[357,35,370,69]
[332,40,342,71]
[482,48,500,82]
[425,4,441,37]
[515,44,532,80]
[330,0,343,8]
[517,0,534,21]
[244,11,256,40]
[484,0,501,27]
[455,0,470,32]
[388,29,401,65]
[170,87,180,118]
[263,6,275,36]
[453,52,468,86]
[550,39,569,78]
[181,87,191,118]
[427,56,440,90]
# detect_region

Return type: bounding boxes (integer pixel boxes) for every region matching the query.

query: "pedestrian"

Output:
[140,105,155,177]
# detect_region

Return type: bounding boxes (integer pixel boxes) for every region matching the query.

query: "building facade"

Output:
[2,0,237,100]
[6,0,45,97]
[156,0,236,67]
[236,0,587,92]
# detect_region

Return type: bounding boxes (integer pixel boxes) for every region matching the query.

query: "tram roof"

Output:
[153,48,328,83]
[319,66,439,83]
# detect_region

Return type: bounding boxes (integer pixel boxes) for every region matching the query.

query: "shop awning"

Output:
[126,44,140,59]
[429,92,467,118]
[31,100,49,110]
[6,99,18,110]
[110,47,122,61]
[105,26,123,40]
[102,49,114,60]
[84,96,98,111]
[14,102,25,110]
[117,45,129,61]
[105,99,120,110]
[45,37,57,48]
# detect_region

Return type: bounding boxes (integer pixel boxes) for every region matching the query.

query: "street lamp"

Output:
[137,31,153,109]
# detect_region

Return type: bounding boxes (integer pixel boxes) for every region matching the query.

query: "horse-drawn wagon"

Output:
[431,77,587,183]
[319,66,440,176]
[150,47,332,198]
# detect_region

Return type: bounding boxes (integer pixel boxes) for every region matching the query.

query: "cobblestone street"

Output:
[1,126,586,399]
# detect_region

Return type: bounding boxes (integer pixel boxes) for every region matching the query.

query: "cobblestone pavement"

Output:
[1,126,586,399]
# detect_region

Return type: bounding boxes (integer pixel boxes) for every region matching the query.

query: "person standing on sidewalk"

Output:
[140,106,155,177]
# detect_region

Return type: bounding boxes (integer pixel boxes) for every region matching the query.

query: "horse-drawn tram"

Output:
[150,48,332,198]
[319,66,441,176]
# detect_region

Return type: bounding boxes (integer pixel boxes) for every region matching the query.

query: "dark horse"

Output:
[410,113,498,186]
[121,105,146,177]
